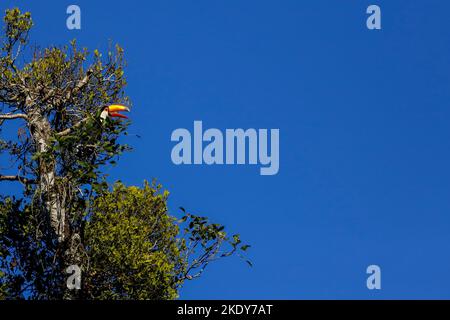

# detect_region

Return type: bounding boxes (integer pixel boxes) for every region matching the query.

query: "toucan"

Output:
[100,104,130,121]
[72,103,130,160]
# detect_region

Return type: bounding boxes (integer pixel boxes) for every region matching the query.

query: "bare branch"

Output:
[55,117,90,137]
[0,113,28,121]
[0,174,35,184]
[65,68,94,102]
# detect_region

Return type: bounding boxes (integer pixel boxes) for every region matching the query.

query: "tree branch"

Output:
[0,174,35,184]
[65,68,93,102]
[0,113,28,121]
[51,69,95,137]
[55,117,90,137]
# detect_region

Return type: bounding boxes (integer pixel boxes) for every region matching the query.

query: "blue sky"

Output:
[2,0,450,299]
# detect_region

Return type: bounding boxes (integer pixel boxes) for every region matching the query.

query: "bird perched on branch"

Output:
[68,103,130,163]
[55,104,130,137]
[100,104,130,121]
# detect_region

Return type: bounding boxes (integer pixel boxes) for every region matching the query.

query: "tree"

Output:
[0,8,249,299]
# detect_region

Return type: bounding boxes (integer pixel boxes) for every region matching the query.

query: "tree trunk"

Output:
[28,109,84,299]
[28,110,66,242]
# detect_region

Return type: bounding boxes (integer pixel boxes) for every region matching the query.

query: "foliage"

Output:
[0,8,249,299]
[83,181,248,300]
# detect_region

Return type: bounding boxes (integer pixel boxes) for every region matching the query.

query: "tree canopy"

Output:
[0,8,249,299]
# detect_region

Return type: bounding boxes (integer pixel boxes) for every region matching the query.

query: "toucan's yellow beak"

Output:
[108,104,130,119]
[108,104,130,113]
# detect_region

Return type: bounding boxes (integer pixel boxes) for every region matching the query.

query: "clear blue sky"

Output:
[2,0,450,299]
